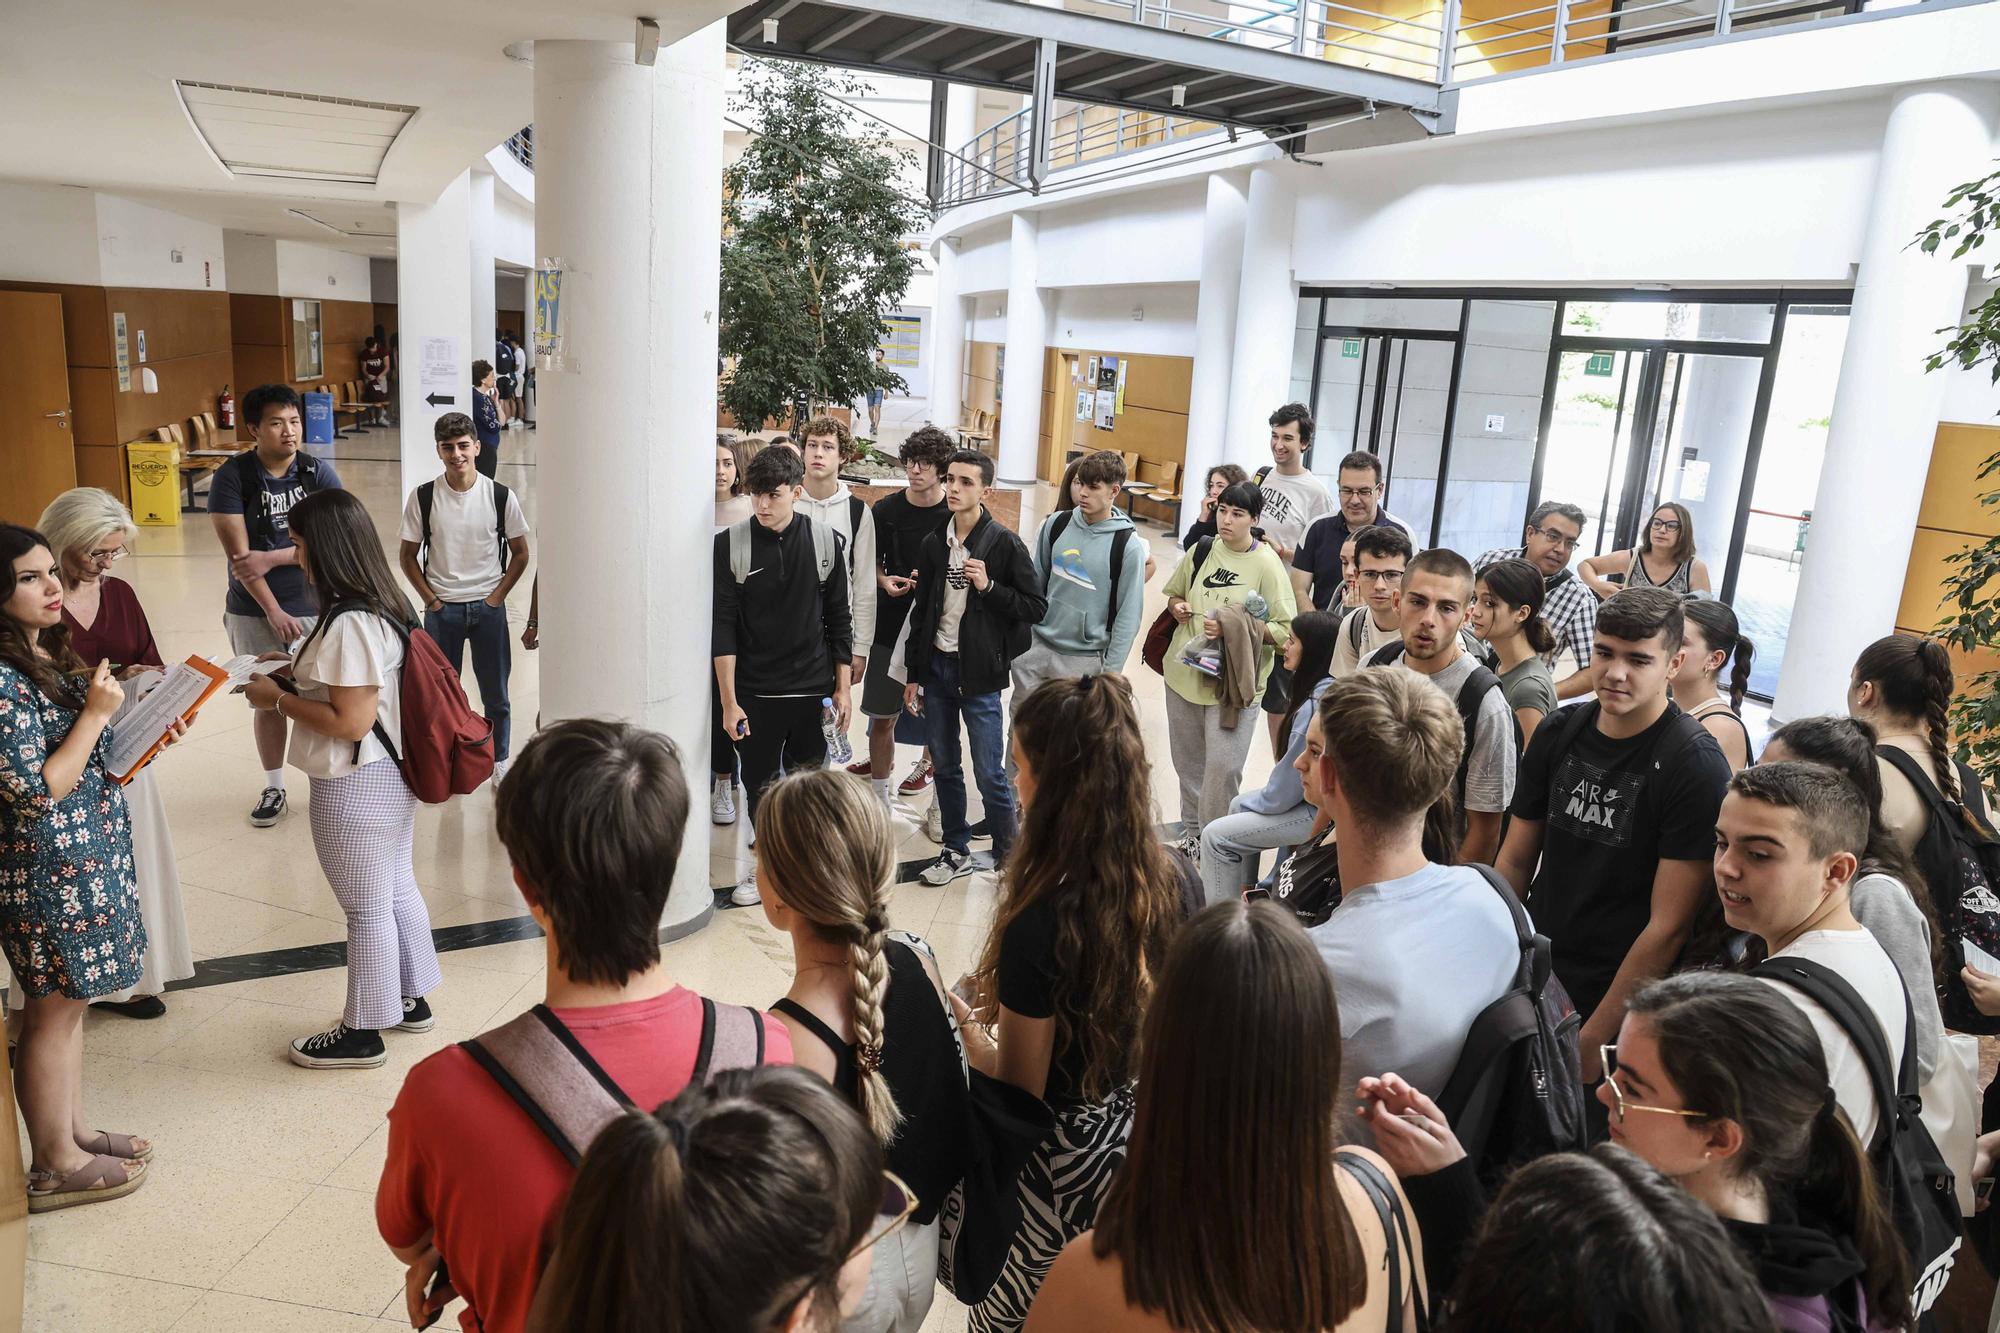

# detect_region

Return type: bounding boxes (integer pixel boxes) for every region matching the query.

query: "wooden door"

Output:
[0,292,75,525]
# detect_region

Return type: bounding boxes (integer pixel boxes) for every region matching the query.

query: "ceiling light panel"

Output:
[176,81,415,184]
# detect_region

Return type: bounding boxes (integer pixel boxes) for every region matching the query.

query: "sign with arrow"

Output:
[419,336,460,408]
[425,392,455,407]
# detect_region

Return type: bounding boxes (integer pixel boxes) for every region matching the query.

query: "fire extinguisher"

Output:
[218,386,236,430]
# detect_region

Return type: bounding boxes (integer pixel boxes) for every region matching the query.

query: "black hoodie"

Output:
[1722,1205,1880,1333]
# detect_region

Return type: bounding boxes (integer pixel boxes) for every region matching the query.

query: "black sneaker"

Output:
[968,818,991,839]
[288,1022,386,1069]
[250,787,287,828]
[395,997,434,1033]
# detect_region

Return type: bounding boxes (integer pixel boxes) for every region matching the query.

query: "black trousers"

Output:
[738,694,827,819]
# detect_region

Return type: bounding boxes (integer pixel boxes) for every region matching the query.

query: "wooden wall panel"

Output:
[1897,421,2000,707]
[1049,349,1194,484]
[93,290,229,367]
[0,282,108,367]
[373,303,398,345]
[68,367,121,446]
[108,349,233,444]
[74,444,130,504]
[231,294,284,346]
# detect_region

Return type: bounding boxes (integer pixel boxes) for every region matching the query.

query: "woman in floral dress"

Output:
[0,522,169,1210]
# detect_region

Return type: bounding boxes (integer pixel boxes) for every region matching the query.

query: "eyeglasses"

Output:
[1357,568,1403,584]
[85,547,127,565]
[1338,485,1380,501]
[1531,526,1581,551]
[854,1171,918,1256]
[1650,518,1683,533]
[1600,1045,1708,1124]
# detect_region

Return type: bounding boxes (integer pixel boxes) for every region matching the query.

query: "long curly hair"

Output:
[968,673,1183,1101]
[0,524,86,704]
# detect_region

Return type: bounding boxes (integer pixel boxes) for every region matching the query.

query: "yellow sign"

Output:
[127,441,179,526]
[878,314,922,369]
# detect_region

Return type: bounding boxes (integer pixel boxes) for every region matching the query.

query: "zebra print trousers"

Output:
[967,1086,1136,1333]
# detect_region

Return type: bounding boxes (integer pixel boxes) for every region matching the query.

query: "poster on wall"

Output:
[1096,357,1118,391]
[1094,388,1116,431]
[534,261,565,368]
[878,314,922,367]
[420,337,460,406]
[113,312,131,392]
[1085,356,1098,385]
[1115,358,1129,414]
[1076,390,1091,421]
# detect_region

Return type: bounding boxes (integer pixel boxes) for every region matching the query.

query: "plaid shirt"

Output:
[1475,547,1597,672]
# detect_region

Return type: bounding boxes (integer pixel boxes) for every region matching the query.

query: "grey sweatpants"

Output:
[1164,690,1260,835]
[1007,639,1103,780]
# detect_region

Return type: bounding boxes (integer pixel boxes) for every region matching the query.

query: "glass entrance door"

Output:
[1311,330,1456,545]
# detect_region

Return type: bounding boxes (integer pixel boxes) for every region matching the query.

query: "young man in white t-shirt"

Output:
[1254,402,1337,751]
[1330,523,1413,677]
[397,412,532,774]
[1717,761,1908,1145]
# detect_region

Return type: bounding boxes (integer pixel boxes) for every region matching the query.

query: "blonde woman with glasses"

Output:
[37,488,193,1020]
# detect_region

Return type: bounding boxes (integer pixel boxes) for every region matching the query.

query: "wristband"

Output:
[526,619,538,628]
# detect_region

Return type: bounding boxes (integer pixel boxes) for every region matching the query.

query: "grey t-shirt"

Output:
[1397,649,1517,816]
[1849,871,1943,1083]
[1500,655,1558,719]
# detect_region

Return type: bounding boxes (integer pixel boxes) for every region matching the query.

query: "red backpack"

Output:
[319,603,494,802]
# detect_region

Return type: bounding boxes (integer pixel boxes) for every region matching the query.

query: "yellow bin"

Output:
[127,441,180,527]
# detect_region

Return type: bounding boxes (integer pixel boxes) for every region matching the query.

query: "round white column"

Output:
[395,169,473,492]
[1180,169,1249,532]
[1224,163,1301,470]
[1773,82,2000,722]
[533,26,725,934]
[927,237,965,431]
[469,170,497,377]
[996,210,1047,484]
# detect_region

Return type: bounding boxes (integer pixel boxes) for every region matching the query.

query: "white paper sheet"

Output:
[105,663,213,780]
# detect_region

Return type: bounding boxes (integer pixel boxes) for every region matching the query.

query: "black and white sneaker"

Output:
[919,849,976,887]
[250,787,288,828]
[288,1022,387,1069]
[1172,830,1201,862]
[395,997,434,1033]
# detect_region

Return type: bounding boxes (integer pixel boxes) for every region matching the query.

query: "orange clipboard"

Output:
[106,655,229,785]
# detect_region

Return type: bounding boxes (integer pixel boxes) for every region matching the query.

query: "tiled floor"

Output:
[20,423,1195,1332]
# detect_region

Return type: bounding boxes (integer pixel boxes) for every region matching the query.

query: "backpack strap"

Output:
[1454,664,1503,744]
[1753,955,1917,1128]
[1365,640,1405,668]
[416,481,435,575]
[1107,526,1133,630]
[848,493,866,547]
[809,514,837,585]
[1878,746,1971,836]
[729,518,753,584]
[457,1006,634,1167]
[692,997,768,1081]
[1038,510,1072,597]
[1253,465,1273,486]
[1336,1153,1431,1333]
[492,481,513,567]
[1346,604,1367,653]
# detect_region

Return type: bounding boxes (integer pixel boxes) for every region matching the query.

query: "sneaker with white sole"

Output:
[491,757,512,785]
[899,756,935,795]
[250,786,287,828]
[711,775,737,826]
[919,848,976,887]
[730,866,761,907]
[395,997,434,1033]
[923,803,943,844]
[1172,830,1201,861]
[288,1022,387,1069]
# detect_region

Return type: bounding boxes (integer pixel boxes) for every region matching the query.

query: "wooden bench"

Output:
[330,380,370,435]
[165,416,248,512]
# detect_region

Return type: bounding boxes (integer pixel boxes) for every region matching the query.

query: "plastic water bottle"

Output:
[821,697,852,765]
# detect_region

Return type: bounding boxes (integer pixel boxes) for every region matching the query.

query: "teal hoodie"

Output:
[1032,506,1147,671]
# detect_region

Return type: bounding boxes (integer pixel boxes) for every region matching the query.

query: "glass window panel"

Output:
[1436,300,1558,558]
[1561,299,1775,344]
[1321,296,1462,334]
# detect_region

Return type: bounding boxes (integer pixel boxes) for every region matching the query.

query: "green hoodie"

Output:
[1032,506,1148,671]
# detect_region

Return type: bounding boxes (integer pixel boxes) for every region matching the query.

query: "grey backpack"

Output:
[727,515,838,586]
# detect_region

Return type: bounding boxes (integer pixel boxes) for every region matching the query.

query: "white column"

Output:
[396,169,473,493]
[1180,170,1249,532]
[534,25,725,933]
[1223,164,1300,470]
[996,210,1047,483]
[520,269,537,424]
[1773,82,2000,722]
[469,170,497,378]
[927,238,965,431]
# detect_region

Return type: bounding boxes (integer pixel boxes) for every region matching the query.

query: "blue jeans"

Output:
[922,654,1013,859]
[425,600,513,760]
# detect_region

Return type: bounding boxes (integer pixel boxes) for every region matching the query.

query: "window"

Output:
[291,299,323,380]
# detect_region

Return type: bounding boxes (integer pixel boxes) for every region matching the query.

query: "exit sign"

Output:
[1584,352,1615,377]
[1340,338,1362,359]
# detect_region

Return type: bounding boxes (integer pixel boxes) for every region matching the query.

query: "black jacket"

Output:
[712,514,853,697]
[905,509,1046,696]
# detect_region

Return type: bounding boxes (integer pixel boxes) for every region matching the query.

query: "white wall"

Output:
[1036,184,1207,290]
[969,298,1008,342]
[955,223,1013,297]
[492,193,534,269]
[95,194,226,290]
[225,231,280,295]
[274,239,372,301]
[0,181,101,284]
[1049,284,1199,357]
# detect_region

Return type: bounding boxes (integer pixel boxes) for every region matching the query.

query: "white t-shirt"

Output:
[1331,605,1401,677]
[1764,927,1908,1147]
[934,523,971,653]
[1255,469,1336,553]
[398,475,530,603]
[289,611,407,780]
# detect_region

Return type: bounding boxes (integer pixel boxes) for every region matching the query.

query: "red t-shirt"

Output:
[376,987,793,1333]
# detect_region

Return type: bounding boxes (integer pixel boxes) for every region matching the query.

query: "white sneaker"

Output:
[919,849,975,887]
[711,776,737,826]
[923,802,943,844]
[730,865,760,907]
[491,757,512,785]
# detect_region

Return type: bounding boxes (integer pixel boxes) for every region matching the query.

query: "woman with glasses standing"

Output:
[38,489,193,1020]
[1579,501,1712,601]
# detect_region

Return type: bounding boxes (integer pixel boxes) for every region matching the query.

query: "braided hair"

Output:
[753,768,902,1141]
[1682,600,1755,713]
[1854,634,1960,802]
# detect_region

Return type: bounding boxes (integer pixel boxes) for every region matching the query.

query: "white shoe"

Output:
[730,865,760,907]
[491,757,512,785]
[923,803,943,844]
[919,849,975,887]
[711,776,737,826]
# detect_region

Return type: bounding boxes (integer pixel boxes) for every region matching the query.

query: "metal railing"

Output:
[504,126,533,171]
[1449,0,1863,77]
[939,100,1225,205]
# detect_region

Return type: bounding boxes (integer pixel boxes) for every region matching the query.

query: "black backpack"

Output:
[494,340,515,376]
[1877,747,2000,1034]
[416,478,514,579]
[1436,864,1586,1184]
[1364,641,1520,781]
[1753,955,1963,1324]
[1038,510,1134,631]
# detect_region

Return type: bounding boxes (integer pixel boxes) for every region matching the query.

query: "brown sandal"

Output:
[78,1130,153,1162]
[27,1154,146,1212]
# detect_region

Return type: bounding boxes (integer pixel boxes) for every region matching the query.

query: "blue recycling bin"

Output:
[303,391,335,445]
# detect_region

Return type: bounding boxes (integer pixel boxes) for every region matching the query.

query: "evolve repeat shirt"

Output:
[1253,470,1336,553]
[398,475,530,603]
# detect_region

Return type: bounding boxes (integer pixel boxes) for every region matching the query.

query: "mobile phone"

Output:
[1979,1177,1995,1206]
[734,719,749,738]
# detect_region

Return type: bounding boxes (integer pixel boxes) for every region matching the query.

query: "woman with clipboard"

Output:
[0,522,183,1212]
